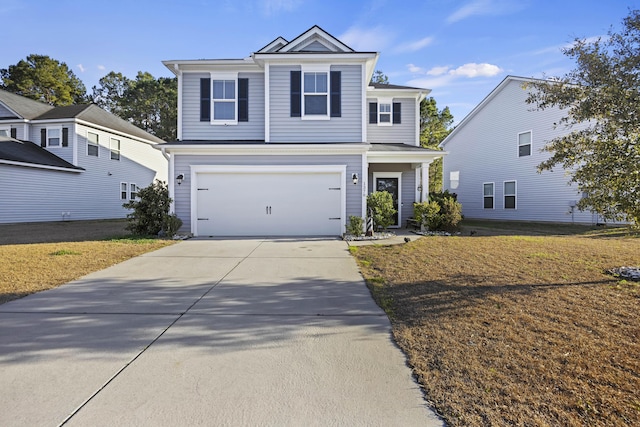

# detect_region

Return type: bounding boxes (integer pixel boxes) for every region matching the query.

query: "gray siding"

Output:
[442,79,594,223]
[182,72,265,141]
[29,122,75,164]
[366,98,416,145]
[0,123,167,223]
[0,103,16,118]
[269,65,362,142]
[173,154,363,232]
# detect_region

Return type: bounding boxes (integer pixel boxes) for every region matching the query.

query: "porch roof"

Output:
[366,143,446,164]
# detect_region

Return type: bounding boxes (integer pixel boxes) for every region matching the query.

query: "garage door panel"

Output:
[195,171,343,236]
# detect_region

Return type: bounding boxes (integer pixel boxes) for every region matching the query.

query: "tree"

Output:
[367,191,397,230]
[420,97,454,192]
[0,54,86,105]
[526,10,640,226]
[371,70,389,84]
[92,71,177,141]
[123,180,182,237]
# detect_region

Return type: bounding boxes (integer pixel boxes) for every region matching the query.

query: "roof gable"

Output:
[0,136,83,171]
[257,36,289,53]
[277,25,354,53]
[0,89,54,120]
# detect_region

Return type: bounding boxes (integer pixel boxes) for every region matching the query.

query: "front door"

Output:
[374,173,401,227]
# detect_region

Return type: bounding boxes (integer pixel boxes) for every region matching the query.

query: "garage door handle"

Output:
[266,206,272,215]
[198,218,209,221]
[329,217,341,220]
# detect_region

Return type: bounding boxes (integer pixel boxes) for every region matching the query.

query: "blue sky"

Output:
[2,0,638,123]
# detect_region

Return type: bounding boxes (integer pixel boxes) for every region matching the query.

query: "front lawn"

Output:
[352,223,639,426]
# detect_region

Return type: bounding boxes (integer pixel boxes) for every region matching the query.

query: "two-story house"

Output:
[440,76,597,223]
[0,89,168,223]
[161,25,444,237]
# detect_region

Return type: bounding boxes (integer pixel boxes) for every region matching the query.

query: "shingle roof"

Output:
[0,136,84,171]
[368,143,443,153]
[369,82,427,91]
[34,104,165,144]
[0,89,54,119]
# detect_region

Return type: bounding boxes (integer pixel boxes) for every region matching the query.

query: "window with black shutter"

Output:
[10,128,17,139]
[40,129,46,147]
[238,78,248,122]
[369,102,378,124]
[200,78,211,121]
[62,127,69,147]
[392,102,401,124]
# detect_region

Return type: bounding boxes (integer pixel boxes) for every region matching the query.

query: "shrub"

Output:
[413,192,463,232]
[346,216,364,236]
[123,180,182,237]
[367,191,397,230]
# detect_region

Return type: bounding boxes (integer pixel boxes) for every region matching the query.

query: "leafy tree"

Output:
[526,10,640,226]
[123,180,182,237]
[92,71,177,141]
[367,191,397,230]
[371,70,389,84]
[420,97,454,192]
[0,54,86,105]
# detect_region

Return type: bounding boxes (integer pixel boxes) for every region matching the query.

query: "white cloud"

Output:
[339,26,391,52]
[77,64,85,73]
[261,0,301,15]
[427,66,450,76]
[447,0,526,24]
[97,65,106,71]
[407,75,456,90]
[396,36,434,53]
[449,63,502,78]
[407,63,426,73]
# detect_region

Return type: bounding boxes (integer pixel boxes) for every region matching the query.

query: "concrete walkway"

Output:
[0,238,441,426]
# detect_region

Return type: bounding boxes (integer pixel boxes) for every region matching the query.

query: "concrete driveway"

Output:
[0,238,442,426]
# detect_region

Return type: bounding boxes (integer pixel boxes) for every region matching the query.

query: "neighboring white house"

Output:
[439,75,598,224]
[160,25,445,237]
[0,89,168,223]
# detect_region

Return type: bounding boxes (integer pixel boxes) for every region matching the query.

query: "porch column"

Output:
[419,162,431,202]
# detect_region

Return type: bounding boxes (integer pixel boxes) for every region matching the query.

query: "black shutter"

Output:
[393,102,401,124]
[10,128,16,139]
[290,71,301,117]
[200,78,211,121]
[41,128,46,147]
[369,102,378,124]
[62,127,69,147]
[238,78,249,122]
[330,71,341,117]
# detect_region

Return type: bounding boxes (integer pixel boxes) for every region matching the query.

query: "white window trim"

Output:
[518,130,532,157]
[504,180,517,210]
[110,137,121,160]
[87,131,99,157]
[129,183,138,200]
[373,172,402,228]
[483,182,495,210]
[120,182,128,200]
[47,126,63,147]
[377,97,393,127]
[210,72,238,126]
[301,64,330,121]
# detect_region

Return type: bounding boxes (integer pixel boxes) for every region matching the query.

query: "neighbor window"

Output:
[449,171,460,190]
[504,181,517,209]
[47,127,61,147]
[518,131,532,157]
[110,138,120,160]
[87,132,99,157]
[379,103,392,123]
[129,183,138,200]
[213,79,236,121]
[483,182,494,209]
[120,183,128,200]
[303,71,328,115]
[0,127,9,137]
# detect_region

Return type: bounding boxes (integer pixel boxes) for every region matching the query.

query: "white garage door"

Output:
[194,169,344,236]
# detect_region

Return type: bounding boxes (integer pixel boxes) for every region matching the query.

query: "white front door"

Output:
[194,168,344,236]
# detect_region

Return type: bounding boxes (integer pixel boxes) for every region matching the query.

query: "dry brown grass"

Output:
[0,220,174,304]
[353,226,640,426]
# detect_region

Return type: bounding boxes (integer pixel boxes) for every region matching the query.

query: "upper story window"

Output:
[518,131,532,157]
[200,74,249,125]
[369,100,401,126]
[110,138,120,160]
[40,127,68,148]
[290,67,341,119]
[87,132,99,157]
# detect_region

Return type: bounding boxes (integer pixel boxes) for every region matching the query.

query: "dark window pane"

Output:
[88,144,98,156]
[214,102,235,120]
[484,197,494,209]
[305,95,327,115]
[505,196,516,209]
[519,144,531,157]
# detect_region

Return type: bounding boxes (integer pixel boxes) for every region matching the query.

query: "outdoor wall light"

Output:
[176,174,184,185]
[417,184,423,192]
[352,173,358,185]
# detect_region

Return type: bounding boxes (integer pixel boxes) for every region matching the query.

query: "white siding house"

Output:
[440,76,596,223]
[0,90,168,223]
[161,25,445,237]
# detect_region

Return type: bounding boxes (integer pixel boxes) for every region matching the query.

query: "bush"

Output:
[413,192,463,232]
[367,191,397,230]
[122,180,182,237]
[346,216,364,236]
